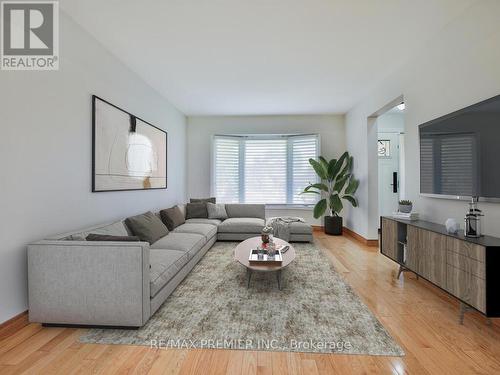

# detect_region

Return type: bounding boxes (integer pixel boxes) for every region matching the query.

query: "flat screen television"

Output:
[419,94,500,201]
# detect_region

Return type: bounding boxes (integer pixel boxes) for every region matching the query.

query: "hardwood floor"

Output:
[1,233,499,374]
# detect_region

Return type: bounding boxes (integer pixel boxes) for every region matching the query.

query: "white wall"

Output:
[377,113,404,132]
[345,1,500,239]
[187,115,346,224]
[0,13,187,323]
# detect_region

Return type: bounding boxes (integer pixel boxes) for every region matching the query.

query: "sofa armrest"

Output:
[28,240,151,327]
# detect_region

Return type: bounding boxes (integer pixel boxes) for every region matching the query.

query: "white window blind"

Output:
[291,136,319,205]
[244,139,288,204]
[212,134,319,205]
[213,137,240,203]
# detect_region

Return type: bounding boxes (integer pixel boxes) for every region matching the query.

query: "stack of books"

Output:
[392,212,419,221]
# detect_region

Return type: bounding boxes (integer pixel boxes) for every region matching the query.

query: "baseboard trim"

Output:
[0,310,28,328]
[343,227,379,247]
[313,225,378,247]
[0,310,29,339]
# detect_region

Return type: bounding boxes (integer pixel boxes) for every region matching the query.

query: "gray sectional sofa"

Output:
[28,204,312,327]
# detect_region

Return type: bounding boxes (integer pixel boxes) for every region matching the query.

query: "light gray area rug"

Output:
[80,242,404,356]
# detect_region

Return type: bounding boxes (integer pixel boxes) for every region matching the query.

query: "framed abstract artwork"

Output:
[92,95,167,192]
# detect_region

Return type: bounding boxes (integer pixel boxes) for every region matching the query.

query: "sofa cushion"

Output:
[207,202,228,220]
[125,211,169,244]
[185,218,222,226]
[225,204,265,220]
[160,206,186,230]
[217,217,265,233]
[149,249,189,297]
[173,223,217,240]
[289,221,313,234]
[150,232,205,259]
[186,203,208,219]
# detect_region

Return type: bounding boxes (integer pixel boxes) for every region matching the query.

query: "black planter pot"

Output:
[324,216,343,235]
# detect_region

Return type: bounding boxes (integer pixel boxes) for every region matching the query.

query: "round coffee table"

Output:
[234,237,296,290]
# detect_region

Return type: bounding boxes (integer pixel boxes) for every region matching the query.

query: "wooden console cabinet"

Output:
[380,217,500,321]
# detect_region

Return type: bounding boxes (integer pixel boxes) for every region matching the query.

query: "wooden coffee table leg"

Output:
[247,268,252,288]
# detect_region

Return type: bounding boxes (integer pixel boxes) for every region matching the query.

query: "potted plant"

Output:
[398,200,413,213]
[302,152,359,235]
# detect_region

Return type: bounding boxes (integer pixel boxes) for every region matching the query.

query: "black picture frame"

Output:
[92,95,168,192]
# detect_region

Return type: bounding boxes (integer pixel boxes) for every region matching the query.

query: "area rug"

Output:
[80,242,404,356]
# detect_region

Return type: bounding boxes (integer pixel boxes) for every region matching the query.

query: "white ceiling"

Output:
[61,0,475,116]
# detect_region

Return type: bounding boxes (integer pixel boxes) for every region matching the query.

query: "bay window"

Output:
[212,134,319,205]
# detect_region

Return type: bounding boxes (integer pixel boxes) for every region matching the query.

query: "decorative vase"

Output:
[261,226,273,244]
[398,204,412,213]
[325,216,343,235]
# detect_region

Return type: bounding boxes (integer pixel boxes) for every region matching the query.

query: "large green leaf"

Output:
[329,152,348,181]
[338,156,353,178]
[300,185,320,195]
[342,195,358,207]
[313,199,327,219]
[345,178,360,195]
[337,151,349,169]
[309,183,329,192]
[333,174,349,193]
[318,156,329,174]
[309,158,327,180]
[329,194,343,214]
[327,159,337,179]
[300,190,320,195]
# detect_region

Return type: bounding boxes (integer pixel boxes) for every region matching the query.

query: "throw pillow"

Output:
[86,234,140,242]
[125,211,169,244]
[190,197,216,204]
[160,205,186,230]
[186,202,208,219]
[206,202,228,220]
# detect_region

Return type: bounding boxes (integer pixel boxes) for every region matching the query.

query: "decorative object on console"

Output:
[92,96,167,192]
[302,152,359,235]
[465,197,483,238]
[392,211,419,221]
[398,200,413,213]
[445,218,459,234]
